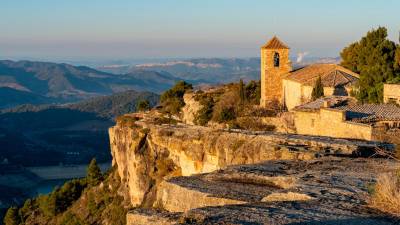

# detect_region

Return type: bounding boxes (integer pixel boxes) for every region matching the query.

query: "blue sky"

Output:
[0,0,399,61]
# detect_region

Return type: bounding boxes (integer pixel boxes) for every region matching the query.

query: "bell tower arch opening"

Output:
[274,52,280,67]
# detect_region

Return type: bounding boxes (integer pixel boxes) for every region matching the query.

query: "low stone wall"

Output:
[295,108,374,140]
[384,84,400,104]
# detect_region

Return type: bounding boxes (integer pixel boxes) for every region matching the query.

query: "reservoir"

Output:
[28,162,111,196]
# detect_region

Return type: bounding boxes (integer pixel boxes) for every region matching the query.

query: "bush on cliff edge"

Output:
[160,81,193,115]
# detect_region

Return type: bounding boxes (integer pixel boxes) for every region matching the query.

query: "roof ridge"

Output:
[339,70,352,84]
[334,64,360,78]
[332,70,338,87]
[262,36,290,49]
[284,63,360,87]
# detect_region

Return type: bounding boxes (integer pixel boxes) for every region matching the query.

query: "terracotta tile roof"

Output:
[294,96,352,111]
[284,64,359,87]
[295,96,400,123]
[335,104,400,122]
[262,36,290,49]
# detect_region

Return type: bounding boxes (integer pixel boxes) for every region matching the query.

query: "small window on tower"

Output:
[274,52,280,67]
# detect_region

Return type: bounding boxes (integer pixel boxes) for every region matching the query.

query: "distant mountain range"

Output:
[0,60,177,108]
[98,57,341,84]
[99,58,261,83]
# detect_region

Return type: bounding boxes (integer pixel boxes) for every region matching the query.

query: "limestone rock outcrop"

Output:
[181,93,202,125]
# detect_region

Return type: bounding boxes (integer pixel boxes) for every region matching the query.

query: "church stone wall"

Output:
[283,79,303,110]
[294,108,374,140]
[283,83,351,110]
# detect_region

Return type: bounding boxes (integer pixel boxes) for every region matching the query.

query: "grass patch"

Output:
[369,168,400,216]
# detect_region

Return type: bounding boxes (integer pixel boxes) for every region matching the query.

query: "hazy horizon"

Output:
[1,0,399,62]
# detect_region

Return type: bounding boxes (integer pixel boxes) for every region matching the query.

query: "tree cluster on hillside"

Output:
[160,81,193,115]
[340,27,400,103]
[193,80,275,131]
[3,159,126,225]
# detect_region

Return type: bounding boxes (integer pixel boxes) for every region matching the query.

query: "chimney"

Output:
[323,100,330,108]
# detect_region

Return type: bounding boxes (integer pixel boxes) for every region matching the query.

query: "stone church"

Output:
[260,36,359,110]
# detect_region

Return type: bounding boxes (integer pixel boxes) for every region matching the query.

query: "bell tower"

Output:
[260,36,292,107]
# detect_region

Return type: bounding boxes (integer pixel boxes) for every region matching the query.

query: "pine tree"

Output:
[87,158,102,187]
[340,27,400,103]
[311,76,324,100]
[3,207,20,225]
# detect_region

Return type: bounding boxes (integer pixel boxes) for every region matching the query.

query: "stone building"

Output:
[293,96,400,140]
[260,37,359,110]
[282,64,359,110]
[383,83,400,104]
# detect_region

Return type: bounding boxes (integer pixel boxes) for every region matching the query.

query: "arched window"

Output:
[274,52,280,67]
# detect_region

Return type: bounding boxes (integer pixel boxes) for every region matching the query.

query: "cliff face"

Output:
[108,112,391,208]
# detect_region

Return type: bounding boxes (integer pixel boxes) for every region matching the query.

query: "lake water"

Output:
[27,162,111,196]
[30,179,70,196]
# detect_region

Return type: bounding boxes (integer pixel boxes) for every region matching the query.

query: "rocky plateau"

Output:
[107,111,400,224]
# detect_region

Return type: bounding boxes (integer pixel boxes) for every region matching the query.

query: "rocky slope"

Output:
[108,112,398,224]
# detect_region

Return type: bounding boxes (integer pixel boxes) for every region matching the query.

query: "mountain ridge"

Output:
[0,60,174,109]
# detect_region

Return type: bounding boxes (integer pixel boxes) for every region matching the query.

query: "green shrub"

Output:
[194,96,214,126]
[160,81,193,115]
[161,97,184,115]
[87,158,103,187]
[38,178,87,216]
[216,107,236,122]
[153,116,178,125]
[136,100,150,112]
[234,117,276,131]
[212,89,239,122]
[19,198,35,221]
[60,212,86,225]
[160,81,193,103]
[245,80,261,104]
[116,115,139,127]
[3,207,20,225]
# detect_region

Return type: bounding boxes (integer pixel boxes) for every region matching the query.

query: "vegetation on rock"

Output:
[87,158,103,187]
[245,80,261,104]
[192,80,274,130]
[3,160,128,225]
[3,207,20,225]
[136,99,151,112]
[116,115,140,128]
[193,95,214,126]
[160,81,193,115]
[340,27,400,103]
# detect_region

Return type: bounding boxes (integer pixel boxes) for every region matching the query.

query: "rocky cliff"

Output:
[108,112,397,224]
